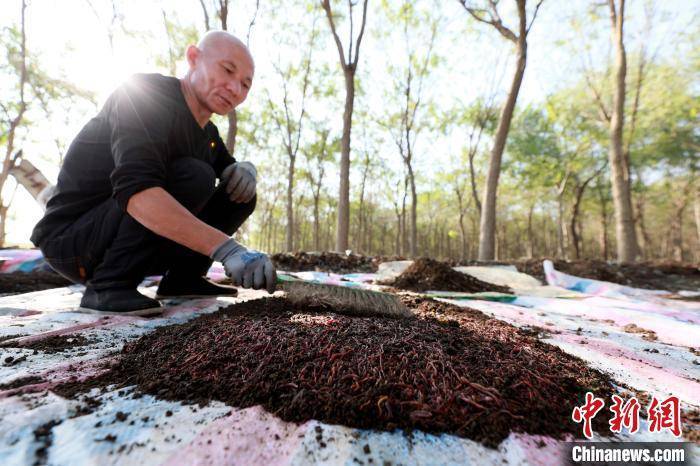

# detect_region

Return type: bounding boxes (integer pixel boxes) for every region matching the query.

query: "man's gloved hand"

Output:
[220,161,257,203]
[211,238,276,294]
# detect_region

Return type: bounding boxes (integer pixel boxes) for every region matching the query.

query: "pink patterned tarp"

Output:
[0,253,697,465]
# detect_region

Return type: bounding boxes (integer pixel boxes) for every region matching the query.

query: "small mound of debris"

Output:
[33,419,62,465]
[56,296,613,447]
[622,324,658,342]
[271,252,405,274]
[513,259,700,292]
[388,258,512,294]
[2,334,96,353]
[0,375,44,390]
[0,334,28,344]
[0,270,72,295]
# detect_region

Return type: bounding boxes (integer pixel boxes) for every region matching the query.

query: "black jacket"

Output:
[31,73,235,247]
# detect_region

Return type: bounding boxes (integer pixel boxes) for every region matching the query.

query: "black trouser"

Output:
[40,157,255,290]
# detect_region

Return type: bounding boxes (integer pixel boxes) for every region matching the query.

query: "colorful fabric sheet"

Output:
[0,253,698,465]
[0,249,49,273]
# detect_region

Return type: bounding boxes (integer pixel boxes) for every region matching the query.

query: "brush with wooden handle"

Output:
[277,273,412,319]
[213,240,410,319]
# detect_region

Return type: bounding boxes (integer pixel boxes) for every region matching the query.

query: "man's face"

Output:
[190,41,254,115]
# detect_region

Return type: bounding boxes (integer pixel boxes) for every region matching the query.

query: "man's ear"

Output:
[185,45,200,68]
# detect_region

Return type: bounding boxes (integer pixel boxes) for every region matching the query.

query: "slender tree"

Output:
[570,164,606,258]
[458,0,544,260]
[606,0,639,262]
[320,0,369,252]
[266,17,317,251]
[302,126,336,251]
[0,1,27,246]
[379,1,439,257]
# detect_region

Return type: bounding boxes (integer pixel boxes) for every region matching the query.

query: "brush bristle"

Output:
[281,281,412,319]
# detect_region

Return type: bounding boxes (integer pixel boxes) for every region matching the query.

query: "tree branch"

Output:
[348,0,354,65]
[352,0,369,67]
[246,0,261,46]
[526,0,544,36]
[607,0,617,30]
[458,1,517,42]
[583,70,611,122]
[198,0,210,30]
[320,0,349,68]
[293,18,318,157]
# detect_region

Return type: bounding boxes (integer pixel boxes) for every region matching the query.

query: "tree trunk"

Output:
[226,110,237,154]
[634,194,651,259]
[0,0,28,247]
[599,198,610,261]
[408,164,417,257]
[286,157,295,251]
[0,205,7,247]
[380,222,387,255]
[526,203,535,258]
[671,201,687,262]
[694,190,700,261]
[357,155,370,253]
[313,194,320,251]
[478,33,527,260]
[365,205,373,254]
[326,208,333,251]
[394,206,401,256]
[468,148,482,216]
[608,0,639,262]
[570,192,584,259]
[272,220,278,253]
[570,172,599,259]
[321,0,368,251]
[293,194,304,249]
[459,211,467,261]
[336,68,354,251]
[470,210,479,259]
[401,178,408,255]
[556,194,566,258]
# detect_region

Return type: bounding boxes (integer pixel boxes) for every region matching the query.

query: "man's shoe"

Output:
[155,273,238,299]
[79,287,163,316]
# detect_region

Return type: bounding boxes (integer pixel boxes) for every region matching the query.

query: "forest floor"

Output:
[0,270,72,296]
[272,252,700,293]
[1,253,698,296]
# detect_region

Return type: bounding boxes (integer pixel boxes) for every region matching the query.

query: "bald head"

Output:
[181,30,255,125]
[197,31,254,69]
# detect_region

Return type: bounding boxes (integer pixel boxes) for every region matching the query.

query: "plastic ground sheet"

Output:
[0,253,698,465]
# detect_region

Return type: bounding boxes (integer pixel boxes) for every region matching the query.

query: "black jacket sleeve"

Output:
[108,77,173,211]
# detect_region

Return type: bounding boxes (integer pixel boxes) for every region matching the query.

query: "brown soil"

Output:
[0,270,72,295]
[0,375,44,390]
[621,324,658,342]
[388,258,513,294]
[1,334,96,353]
[54,296,614,447]
[33,419,62,466]
[512,259,700,292]
[0,334,28,344]
[271,252,401,274]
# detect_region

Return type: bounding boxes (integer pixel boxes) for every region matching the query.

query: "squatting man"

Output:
[31,31,277,315]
